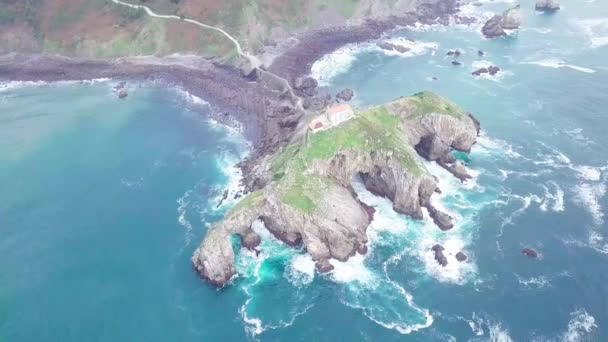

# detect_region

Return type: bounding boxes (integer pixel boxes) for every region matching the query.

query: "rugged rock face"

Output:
[456,251,468,262]
[482,5,522,38]
[432,244,448,267]
[193,92,480,286]
[535,0,560,12]
[294,76,319,97]
[336,88,354,101]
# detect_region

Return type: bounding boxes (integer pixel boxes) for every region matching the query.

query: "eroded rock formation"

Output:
[482,5,522,38]
[535,0,560,12]
[192,92,480,286]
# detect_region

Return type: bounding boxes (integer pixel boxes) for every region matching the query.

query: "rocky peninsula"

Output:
[192,92,480,286]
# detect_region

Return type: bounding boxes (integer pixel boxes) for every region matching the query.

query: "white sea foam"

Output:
[329,254,376,284]
[176,189,194,246]
[574,182,606,225]
[515,274,550,289]
[310,38,438,87]
[0,79,111,93]
[488,322,514,342]
[500,193,543,227]
[539,181,565,212]
[376,37,439,58]
[575,18,608,48]
[475,133,523,159]
[573,165,602,181]
[523,58,597,74]
[310,45,360,87]
[286,254,316,286]
[561,309,597,342]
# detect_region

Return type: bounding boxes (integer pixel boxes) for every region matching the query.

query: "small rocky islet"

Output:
[192,91,480,286]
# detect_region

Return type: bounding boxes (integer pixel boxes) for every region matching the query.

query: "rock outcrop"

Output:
[535,0,560,12]
[432,244,448,267]
[456,251,467,262]
[472,66,500,77]
[482,5,522,38]
[336,88,354,101]
[193,92,480,286]
[377,42,411,53]
[294,76,319,97]
[522,248,538,258]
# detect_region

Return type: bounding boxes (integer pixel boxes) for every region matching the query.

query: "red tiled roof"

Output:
[327,103,352,114]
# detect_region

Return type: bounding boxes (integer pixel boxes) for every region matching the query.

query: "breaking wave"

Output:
[310,38,438,86]
[523,58,597,74]
[561,309,597,342]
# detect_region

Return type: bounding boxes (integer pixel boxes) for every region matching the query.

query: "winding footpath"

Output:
[110,0,303,111]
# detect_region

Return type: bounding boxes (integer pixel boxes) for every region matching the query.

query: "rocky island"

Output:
[192,92,480,286]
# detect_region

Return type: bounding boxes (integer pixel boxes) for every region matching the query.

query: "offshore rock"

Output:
[522,248,539,258]
[535,0,560,12]
[432,244,448,267]
[456,252,467,262]
[482,5,522,38]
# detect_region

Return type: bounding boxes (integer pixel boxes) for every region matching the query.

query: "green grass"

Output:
[229,190,264,215]
[405,91,466,119]
[269,104,426,213]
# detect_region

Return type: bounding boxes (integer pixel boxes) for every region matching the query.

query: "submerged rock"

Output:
[482,5,522,38]
[522,248,538,258]
[452,60,462,66]
[336,88,354,101]
[535,0,560,12]
[447,49,461,57]
[432,244,448,267]
[472,67,489,76]
[118,89,128,99]
[478,50,485,56]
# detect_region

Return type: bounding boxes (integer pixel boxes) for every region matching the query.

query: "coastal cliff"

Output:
[192,92,480,286]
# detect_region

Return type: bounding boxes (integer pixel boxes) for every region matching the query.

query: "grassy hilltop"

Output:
[0,0,418,58]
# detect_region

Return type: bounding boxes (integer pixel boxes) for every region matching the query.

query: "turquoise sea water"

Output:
[2,0,608,340]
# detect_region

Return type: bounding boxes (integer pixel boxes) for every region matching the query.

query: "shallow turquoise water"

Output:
[2,0,608,340]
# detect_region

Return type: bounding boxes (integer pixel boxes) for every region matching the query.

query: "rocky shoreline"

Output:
[0,0,463,168]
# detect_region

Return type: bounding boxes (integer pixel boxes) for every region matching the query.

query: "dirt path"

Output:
[110,0,304,112]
